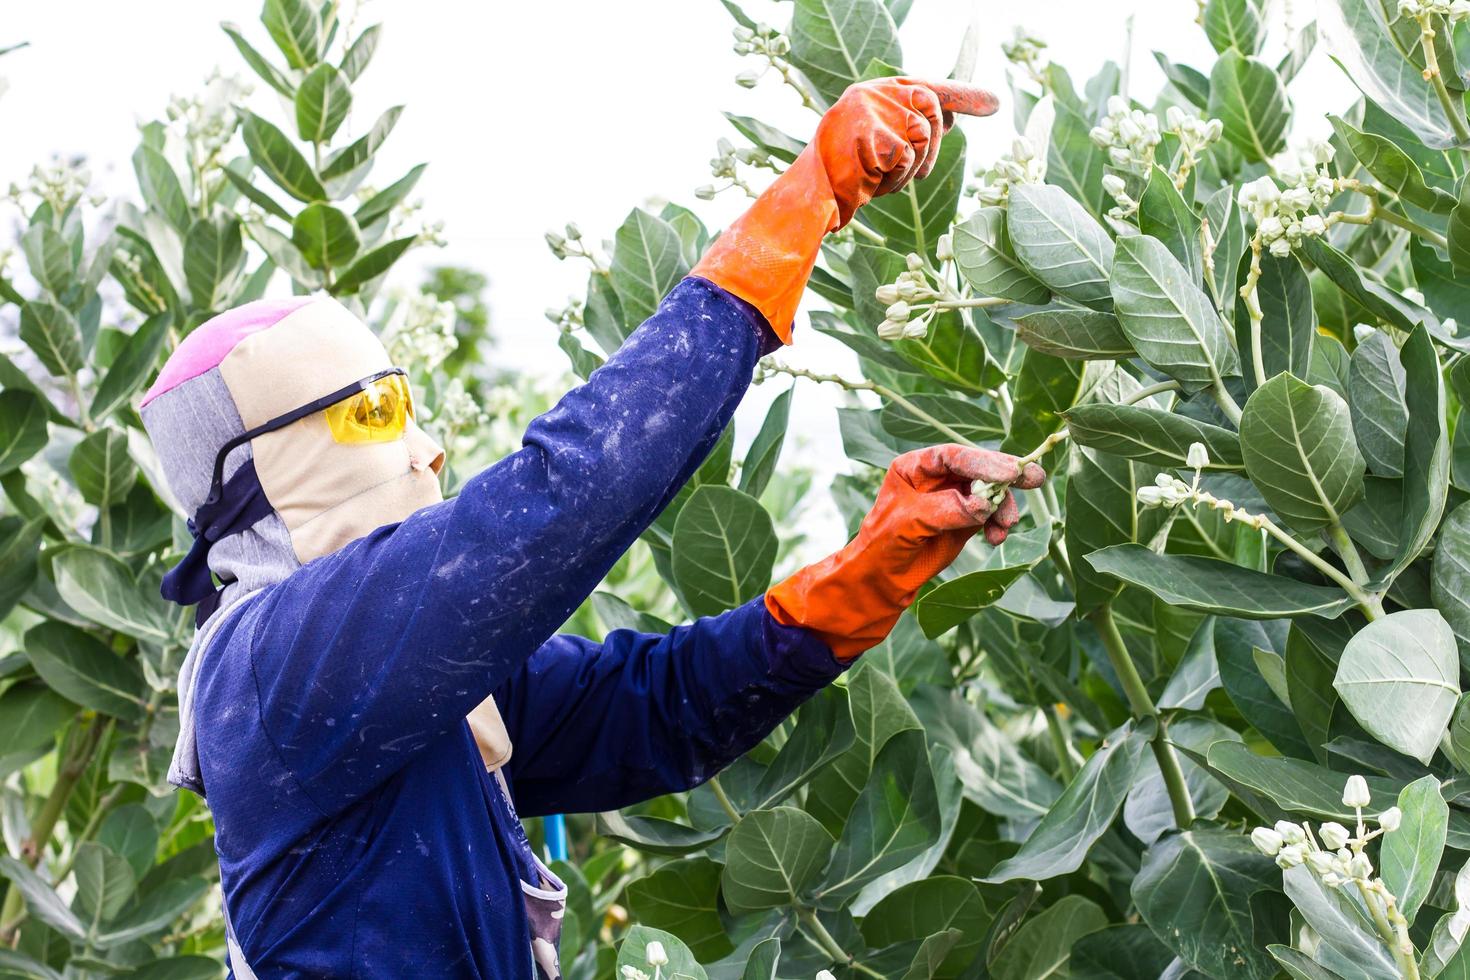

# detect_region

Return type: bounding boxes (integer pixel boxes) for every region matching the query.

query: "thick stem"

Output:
[1260,516,1381,621]
[1123,380,1182,406]
[1420,15,1470,144]
[798,907,884,979]
[1373,202,1450,249]
[1093,604,1196,827]
[1241,238,1268,388]
[1042,704,1078,781]
[708,775,741,824]
[1209,382,1243,427]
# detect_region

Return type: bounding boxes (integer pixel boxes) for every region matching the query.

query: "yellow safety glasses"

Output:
[323,371,415,445]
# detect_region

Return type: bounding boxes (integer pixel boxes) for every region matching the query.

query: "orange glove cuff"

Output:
[691,147,839,344]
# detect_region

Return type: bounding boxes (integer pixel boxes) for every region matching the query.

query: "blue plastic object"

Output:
[545,813,568,863]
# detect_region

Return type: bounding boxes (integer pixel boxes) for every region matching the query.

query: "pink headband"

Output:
[141,297,318,407]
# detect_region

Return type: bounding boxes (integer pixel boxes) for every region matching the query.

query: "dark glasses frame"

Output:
[204,367,409,507]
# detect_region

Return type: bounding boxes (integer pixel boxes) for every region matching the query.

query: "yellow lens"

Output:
[324,374,413,444]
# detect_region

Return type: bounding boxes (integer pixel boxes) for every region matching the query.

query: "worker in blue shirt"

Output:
[140,76,1043,978]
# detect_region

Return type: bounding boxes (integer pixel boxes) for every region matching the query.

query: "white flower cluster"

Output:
[696,137,775,200]
[1090,96,1162,176]
[1001,27,1047,73]
[731,22,792,89]
[546,222,602,266]
[972,136,1045,206]
[1238,170,1332,258]
[1252,778,1403,903]
[875,250,947,340]
[1165,105,1224,157]
[384,291,459,374]
[166,71,251,161]
[1398,0,1470,20]
[8,157,102,214]
[1134,444,1271,528]
[1101,174,1138,220]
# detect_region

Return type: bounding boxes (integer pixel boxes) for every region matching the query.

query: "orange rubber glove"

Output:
[767,445,1046,660]
[691,77,1000,342]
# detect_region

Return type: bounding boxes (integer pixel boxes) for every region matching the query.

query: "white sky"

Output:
[0,0,1346,545]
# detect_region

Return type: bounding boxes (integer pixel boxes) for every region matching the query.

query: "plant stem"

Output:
[1093,604,1196,827]
[708,774,741,824]
[1240,238,1268,388]
[1325,522,1384,621]
[769,363,982,448]
[1042,704,1078,781]
[933,296,1008,310]
[1420,14,1470,144]
[1257,514,1381,620]
[1373,202,1449,250]
[798,907,884,979]
[1123,379,1182,405]
[847,221,886,245]
[1208,382,1243,426]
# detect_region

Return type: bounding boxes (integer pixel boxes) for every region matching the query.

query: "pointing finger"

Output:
[927,82,1001,118]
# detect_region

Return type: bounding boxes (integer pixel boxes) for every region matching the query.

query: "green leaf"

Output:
[244,221,321,289]
[1071,924,1178,980]
[0,516,42,621]
[1065,445,1165,617]
[626,858,732,961]
[1279,20,1319,83]
[340,23,381,81]
[92,311,171,422]
[989,895,1107,980]
[0,681,76,754]
[240,110,326,202]
[738,388,792,500]
[19,301,82,377]
[1203,0,1264,54]
[892,309,996,394]
[879,394,1002,446]
[985,718,1155,883]
[594,810,726,856]
[611,208,689,329]
[1111,234,1239,392]
[952,207,1050,304]
[1320,0,1460,149]
[670,486,777,617]
[1380,776,1447,926]
[1133,829,1278,980]
[862,877,987,975]
[183,213,245,309]
[330,235,415,295]
[1155,52,1211,109]
[291,203,362,270]
[1207,50,1290,162]
[261,0,321,69]
[90,877,209,948]
[1286,624,1337,763]
[1281,865,1399,979]
[221,22,294,97]
[1334,609,1460,763]
[1084,544,1357,619]
[320,104,404,185]
[24,622,145,721]
[748,686,855,810]
[1348,331,1408,477]
[860,127,966,259]
[1300,236,1436,335]
[1433,502,1470,666]
[1063,403,1244,470]
[617,926,709,980]
[788,0,900,104]
[723,112,806,165]
[0,391,48,475]
[296,63,352,143]
[1451,175,1470,275]
[131,145,191,234]
[1138,165,1203,279]
[0,948,63,980]
[722,806,835,913]
[816,730,940,905]
[1240,372,1365,534]
[0,856,85,941]
[1047,103,1108,219]
[1203,740,1398,820]
[1237,252,1316,395]
[51,546,172,642]
[1380,324,1449,584]
[1003,349,1087,454]
[69,428,137,507]
[355,163,428,230]
[1270,945,1349,980]
[1012,304,1133,360]
[1331,115,1458,213]
[912,565,1032,639]
[72,842,137,925]
[1007,183,1115,310]
[98,805,160,882]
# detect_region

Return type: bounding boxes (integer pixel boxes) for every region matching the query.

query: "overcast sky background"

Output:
[0,0,1347,546]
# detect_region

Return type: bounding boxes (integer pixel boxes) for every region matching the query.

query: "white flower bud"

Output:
[1205,118,1224,142]
[645,941,668,967]
[1446,317,1459,337]
[1251,827,1284,855]
[564,222,582,241]
[1165,105,1186,130]
[733,25,755,41]
[1106,95,1128,116]
[1186,442,1210,470]
[875,283,900,305]
[1275,820,1306,845]
[906,252,924,272]
[877,318,907,341]
[818,972,839,980]
[902,320,929,340]
[1307,850,1337,875]
[1379,807,1403,832]
[1348,852,1373,879]
[1269,237,1292,258]
[1108,146,1132,168]
[1258,215,1285,240]
[1319,822,1351,850]
[695,184,718,201]
[1343,775,1372,809]
[1276,843,1307,869]
[936,233,954,262]
[1136,485,1168,507]
[1089,125,1113,147]
[886,301,911,322]
[897,279,922,300]
[735,70,761,89]
[1300,214,1327,237]
[1102,174,1127,197]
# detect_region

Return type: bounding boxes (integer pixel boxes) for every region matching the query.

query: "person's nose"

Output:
[404,420,445,475]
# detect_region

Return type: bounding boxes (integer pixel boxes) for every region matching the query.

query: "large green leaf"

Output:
[737,387,791,501]
[322,105,404,182]
[989,895,1107,980]
[1348,331,1408,477]
[1237,252,1315,395]
[92,312,171,422]
[221,21,294,97]
[1112,234,1240,392]
[1007,183,1114,310]
[1379,776,1446,926]
[355,162,427,231]
[69,428,137,508]
[816,730,940,905]
[1012,304,1133,360]
[1065,447,1165,617]
[1433,502,1470,666]
[787,0,900,105]
[1330,115,1458,213]
[748,685,855,810]
[91,877,209,949]
[1071,924,1178,980]
[1203,0,1264,54]
[19,301,83,378]
[1334,609,1460,763]
[131,145,191,233]
[860,877,988,977]
[952,207,1050,304]
[1063,403,1244,470]
[329,235,415,296]
[291,203,362,271]
[240,110,325,202]
[1207,50,1290,162]
[72,842,137,926]
[1300,236,1438,335]
[722,806,835,913]
[626,858,732,961]
[1138,165,1203,280]
[985,718,1154,883]
[1240,372,1365,534]
[892,309,996,394]
[1133,829,1278,980]
[1320,0,1460,149]
[611,208,689,329]
[295,63,352,143]
[670,486,777,617]
[24,622,145,721]
[879,394,1003,445]
[1379,324,1449,585]
[1003,349,1087,454]
[1202,740,1401,820]
[912,565,1032,638]
[617,925,709,980]
[51,547,172,643]
[0,390,49,475]
[183,213,246,309]
[1281,865,1399,979]
[0,680,77,754]
[98,805,160,882]
[261,0,321,69]
[0,516,42,622]
[1085,544,1357,619]
[0,857,85,941]
[860,128,966,259]
[594,810,726,856]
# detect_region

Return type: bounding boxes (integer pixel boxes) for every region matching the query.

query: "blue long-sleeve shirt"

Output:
[190,277,845,977]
